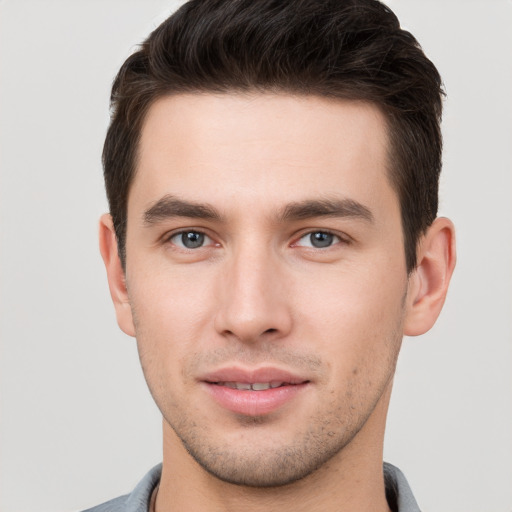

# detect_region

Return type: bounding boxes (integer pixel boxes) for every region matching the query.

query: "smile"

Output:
[201,368,310,416]
[211,381,289,390]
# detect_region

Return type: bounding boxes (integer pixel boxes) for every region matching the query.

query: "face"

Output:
[121,93,411,486]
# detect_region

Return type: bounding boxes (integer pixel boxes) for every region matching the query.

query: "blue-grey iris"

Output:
[310,232,334,248]
[182,231,205,248]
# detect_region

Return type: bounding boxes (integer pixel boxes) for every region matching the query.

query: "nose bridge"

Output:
[214,237,291,341]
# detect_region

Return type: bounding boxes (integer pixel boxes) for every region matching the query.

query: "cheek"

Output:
[129,262,215,332]
[300,261,404,316]
[127,264,223,386]
[294,260,406,364]
[128,279,193,369]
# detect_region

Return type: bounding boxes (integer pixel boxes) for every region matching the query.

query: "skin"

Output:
[100,93,456,512]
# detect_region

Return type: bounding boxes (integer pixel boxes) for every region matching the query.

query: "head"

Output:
[103,0,444,273]
[99,0,455,493]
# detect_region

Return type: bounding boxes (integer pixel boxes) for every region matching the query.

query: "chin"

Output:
[173,420,358,488]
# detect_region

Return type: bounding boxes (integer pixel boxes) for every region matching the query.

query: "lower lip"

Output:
[203,382,308,416]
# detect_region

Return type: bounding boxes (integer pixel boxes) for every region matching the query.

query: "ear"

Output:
[99,214,136,337]
[404,217,456,336]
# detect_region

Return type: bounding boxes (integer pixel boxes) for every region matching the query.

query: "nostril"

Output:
[264,328,278,334]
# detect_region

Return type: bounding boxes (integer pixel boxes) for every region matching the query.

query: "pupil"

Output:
[182,232,204,248]
[311,232,333,248]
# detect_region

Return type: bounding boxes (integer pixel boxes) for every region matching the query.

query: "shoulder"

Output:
[384,462,421,512]
[82,494,129,512]
[81,464,162,512]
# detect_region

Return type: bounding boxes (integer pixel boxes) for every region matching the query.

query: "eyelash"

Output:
[165,230,216,250]
[293,230,346,249]
[164,229,350,251]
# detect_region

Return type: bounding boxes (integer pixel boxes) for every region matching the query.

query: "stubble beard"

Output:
[167,404,366,488]
[134,299,406,488]
[158,349,400,488]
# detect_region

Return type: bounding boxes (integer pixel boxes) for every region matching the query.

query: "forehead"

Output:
[131,93,395,216]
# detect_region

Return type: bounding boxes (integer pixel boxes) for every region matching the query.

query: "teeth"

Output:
[217,382,285,390]
[251,382,270,390]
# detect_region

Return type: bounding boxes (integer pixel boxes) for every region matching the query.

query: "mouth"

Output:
[209,381,296,390]
[201,368,310,416]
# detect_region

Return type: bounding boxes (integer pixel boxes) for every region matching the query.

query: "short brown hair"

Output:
[103,0,444,272]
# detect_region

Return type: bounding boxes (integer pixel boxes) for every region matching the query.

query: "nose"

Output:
[213,245,293,343]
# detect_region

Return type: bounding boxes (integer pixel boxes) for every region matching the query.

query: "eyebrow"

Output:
[143,195,222,225]
[143,194,373,226]
[279,198,373,223]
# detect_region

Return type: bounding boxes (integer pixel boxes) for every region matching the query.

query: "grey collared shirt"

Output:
[82,462,420,512]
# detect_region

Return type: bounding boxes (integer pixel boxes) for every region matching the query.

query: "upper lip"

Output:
[200,366,310,385]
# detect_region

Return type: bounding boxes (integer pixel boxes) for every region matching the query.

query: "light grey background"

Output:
[0,1,510,511]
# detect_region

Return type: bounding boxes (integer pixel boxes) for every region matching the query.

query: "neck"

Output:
[155,384,393,512]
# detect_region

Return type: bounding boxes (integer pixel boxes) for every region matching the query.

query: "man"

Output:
[91,0,456,510]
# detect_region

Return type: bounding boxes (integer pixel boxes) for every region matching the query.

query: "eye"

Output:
[169,230,213,249]
[295,231,341,249]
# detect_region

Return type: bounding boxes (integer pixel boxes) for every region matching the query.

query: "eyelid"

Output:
[160,227,351,250]
[291,229,351,248]
[163,228,218,249]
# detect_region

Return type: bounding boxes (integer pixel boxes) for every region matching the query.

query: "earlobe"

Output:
[98,214,136,337]
[404,217,456,336]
